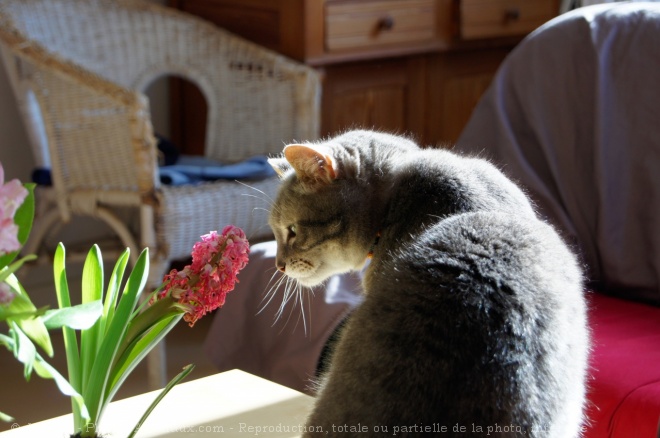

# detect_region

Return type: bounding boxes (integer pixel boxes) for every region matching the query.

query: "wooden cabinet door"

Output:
[425,48,510,147]
[321,57,426,142]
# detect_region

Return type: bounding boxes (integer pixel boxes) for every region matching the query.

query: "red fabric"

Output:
[584,293,660,438]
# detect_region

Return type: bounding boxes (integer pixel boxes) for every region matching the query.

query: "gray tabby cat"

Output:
[267,130,589,437]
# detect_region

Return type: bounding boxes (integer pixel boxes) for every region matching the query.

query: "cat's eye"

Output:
[286,224,297,242]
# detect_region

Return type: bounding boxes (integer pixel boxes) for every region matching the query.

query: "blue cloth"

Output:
[158,155,275,185]
[32,156,276,187]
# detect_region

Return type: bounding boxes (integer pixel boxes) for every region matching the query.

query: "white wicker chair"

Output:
[0,0,320,386]
[0,0,320,291]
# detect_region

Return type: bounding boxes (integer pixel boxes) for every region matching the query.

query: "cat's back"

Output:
[331,131,536,220]
[403,212,587,435]
[316,212,588,437]
[381,146,537,230]
[383,211,587,355]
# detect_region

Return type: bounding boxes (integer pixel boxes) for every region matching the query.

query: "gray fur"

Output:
[268,130,589,437]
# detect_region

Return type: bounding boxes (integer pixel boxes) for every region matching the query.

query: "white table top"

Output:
[0,369,314,437]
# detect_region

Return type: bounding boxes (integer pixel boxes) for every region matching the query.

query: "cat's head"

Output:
[267,142,368,287]
[267,131,415,287]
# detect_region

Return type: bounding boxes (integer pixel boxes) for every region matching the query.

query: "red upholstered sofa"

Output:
[586,293,660,437]
[455,3,660,436]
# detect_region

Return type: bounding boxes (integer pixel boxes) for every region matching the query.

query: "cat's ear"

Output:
[283,144,337,186]
[267,157,292,178]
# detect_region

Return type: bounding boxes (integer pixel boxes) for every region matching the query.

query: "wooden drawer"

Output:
[460,0,556,40]
[325,0,437,52]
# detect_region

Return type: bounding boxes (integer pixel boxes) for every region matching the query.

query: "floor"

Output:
[0,260,220,433]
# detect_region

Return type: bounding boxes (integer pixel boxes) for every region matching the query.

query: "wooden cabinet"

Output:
[321,56,427,138]
[424,47,512,146]
[459,0,558,40]
[169,0,558,149]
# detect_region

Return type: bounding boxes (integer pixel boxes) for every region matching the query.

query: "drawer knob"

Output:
[377,15,395,32]
[504,7,520,22]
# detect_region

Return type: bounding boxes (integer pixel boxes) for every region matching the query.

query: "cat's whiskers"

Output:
[241,194,274,215]
[293,279,314,336]
[276,276,298,322]
[290,282,311,335]
[280,281,298,333]
[301,287,314,335]
[236,180,281,215]
[276,277,299,333]
[251,207,272,214]
[235,181,283,241]
[262,272,292,321]
[245,222,276,242]
[258,272,313,334]
[258,269,288,315]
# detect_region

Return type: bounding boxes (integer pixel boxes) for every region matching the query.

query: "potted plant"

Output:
[0,162,250,437]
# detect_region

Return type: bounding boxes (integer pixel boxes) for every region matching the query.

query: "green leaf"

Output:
[0,411,14,422]
[42,301,103,330]
[0,254,37,283]
[4,273,53,356]
[83,248,149,429]
[0,332,13,348]
[0,183,35,270]
[53,243,84,429]
[9,322,37,380]
[53,244,72,309]
[127,363,195,438]
[0,294,47,323]
[1,331,89,421]
[100,249,130,336]
[32,351,90,420]
[80,245,103,392]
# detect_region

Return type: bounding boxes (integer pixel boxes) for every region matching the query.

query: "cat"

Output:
[267,130,589,437]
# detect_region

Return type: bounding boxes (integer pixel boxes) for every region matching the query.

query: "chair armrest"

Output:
[0,24,160,213]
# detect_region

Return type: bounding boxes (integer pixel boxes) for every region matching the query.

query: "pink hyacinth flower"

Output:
[154,225,250,326]
[0,163,28,255]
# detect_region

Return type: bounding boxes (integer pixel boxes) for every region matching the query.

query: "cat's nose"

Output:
[276,261,286,273]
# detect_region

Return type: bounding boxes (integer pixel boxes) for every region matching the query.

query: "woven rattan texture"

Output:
[0,0,321,284]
